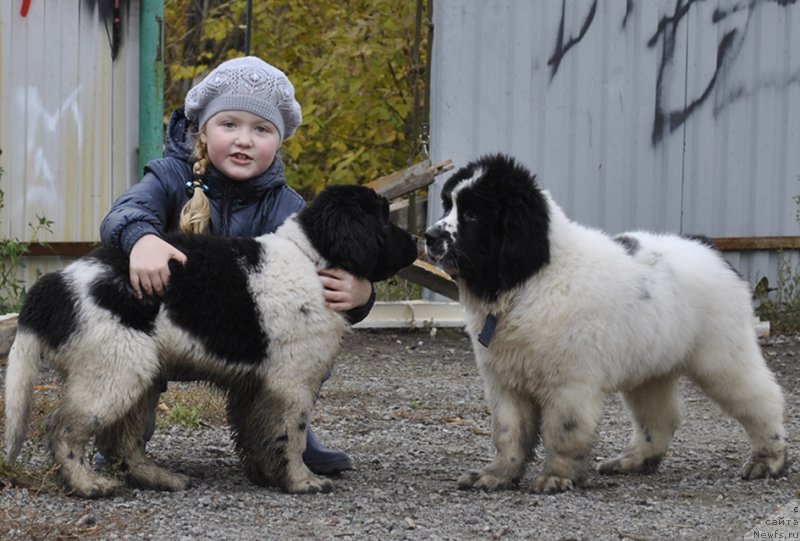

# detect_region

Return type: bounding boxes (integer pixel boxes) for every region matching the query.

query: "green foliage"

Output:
[164,404,205,429]
[375,275,422,301]
[755,177,800,334]
[0,156,54,314]
[755,254,800,334]
[164,0,429,198]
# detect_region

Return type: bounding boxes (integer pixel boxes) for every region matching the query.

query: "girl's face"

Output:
[201,110,281,181]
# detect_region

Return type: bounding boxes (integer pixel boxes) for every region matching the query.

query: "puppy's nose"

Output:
[424,227,445,246]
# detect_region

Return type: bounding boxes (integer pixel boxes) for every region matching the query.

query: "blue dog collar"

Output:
[478,313,497,347]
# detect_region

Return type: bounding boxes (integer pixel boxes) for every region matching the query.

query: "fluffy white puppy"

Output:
[425,154,787,493]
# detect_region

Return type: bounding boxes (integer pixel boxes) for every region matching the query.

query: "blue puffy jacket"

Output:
[100,108,373,323]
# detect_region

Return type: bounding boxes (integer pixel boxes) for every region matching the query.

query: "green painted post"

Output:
[139,0,165,174]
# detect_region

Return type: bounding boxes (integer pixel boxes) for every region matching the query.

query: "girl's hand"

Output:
[318,268,372,312]
[129,234,187,298]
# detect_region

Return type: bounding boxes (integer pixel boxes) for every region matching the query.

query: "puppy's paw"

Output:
[287,475,333,494]
[531,474,575,494]
[598,453,663,475]
[125,462,192,492]
[68,476,122,499]
[741,448,787,480]
[457,470,516,491]
[456,471,482,490]
[161,471,192,492]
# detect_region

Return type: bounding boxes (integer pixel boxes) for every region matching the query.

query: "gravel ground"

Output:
[1,328,798,541]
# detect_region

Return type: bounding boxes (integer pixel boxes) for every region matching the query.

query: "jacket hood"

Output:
[164,108,195,161]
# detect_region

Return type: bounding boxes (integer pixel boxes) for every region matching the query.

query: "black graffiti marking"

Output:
[653,26,738,145]
[622,0,635,29]
[713,0,798,24]
[547,0,598,80]
[650,0,797,144]
[649,0,746,145]
[712,0,749,23]
[648,0,700,144]
[546,0,798,145]
[647,0,700,49]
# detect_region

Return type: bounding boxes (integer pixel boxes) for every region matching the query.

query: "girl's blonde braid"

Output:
[179,136,212,234]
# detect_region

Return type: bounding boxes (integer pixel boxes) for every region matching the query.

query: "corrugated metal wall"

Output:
[428,0,800,288]
[0,1,139,282]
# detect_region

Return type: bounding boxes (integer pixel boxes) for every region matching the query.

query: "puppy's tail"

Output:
[5,329,41,464]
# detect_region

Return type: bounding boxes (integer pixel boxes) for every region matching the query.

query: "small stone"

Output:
[76,513,96,527]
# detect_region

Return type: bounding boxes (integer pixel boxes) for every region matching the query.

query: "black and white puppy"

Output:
[425,154,786,493]
[5,185,418,498]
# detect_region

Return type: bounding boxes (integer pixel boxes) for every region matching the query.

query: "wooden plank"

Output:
[399,259,459,300]
[710,236,800,251]
[368,159,454,200]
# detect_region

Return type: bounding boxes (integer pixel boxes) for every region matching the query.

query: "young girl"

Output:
[100,56,373,474]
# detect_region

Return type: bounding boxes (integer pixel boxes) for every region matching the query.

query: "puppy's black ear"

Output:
[498,187,550,291]
[323,211,380,277]
[299,186,380,278]
[299,185,418,281]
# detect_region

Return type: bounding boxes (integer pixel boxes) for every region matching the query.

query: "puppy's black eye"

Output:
[462,208,477,222]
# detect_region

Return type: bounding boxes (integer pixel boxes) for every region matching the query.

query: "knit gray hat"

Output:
[185,56,302,140]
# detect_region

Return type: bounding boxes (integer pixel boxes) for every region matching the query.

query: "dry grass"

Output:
[158,382,229,428]
[0,356,230,539]
[1,498,155,540]
[0,359,230,489]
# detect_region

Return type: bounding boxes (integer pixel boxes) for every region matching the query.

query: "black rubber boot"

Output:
[95,400,158,469]
[303,426,353,475]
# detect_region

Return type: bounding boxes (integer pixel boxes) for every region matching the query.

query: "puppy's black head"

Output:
[425,153,550,301]
[299,185,418,282]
